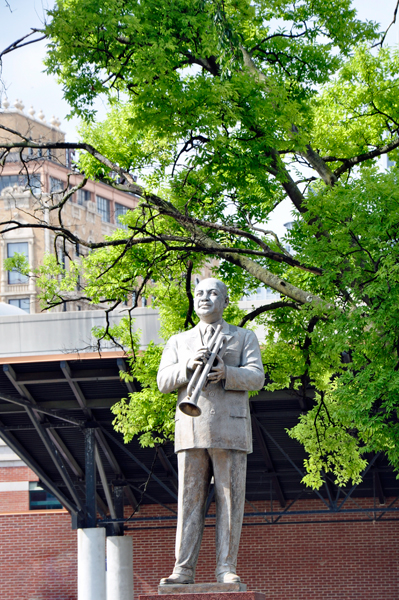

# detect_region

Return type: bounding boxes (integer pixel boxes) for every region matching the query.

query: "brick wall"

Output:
[0,466,37,482]
[0,511,76,600]
[0,499,399,600]
[0,466,38,514]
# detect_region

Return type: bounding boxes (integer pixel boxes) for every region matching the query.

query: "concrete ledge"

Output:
[0,307,161,357]
[145,591,265,600]
[158,584,247,594]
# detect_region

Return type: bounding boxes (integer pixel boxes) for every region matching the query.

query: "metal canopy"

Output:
[0,353,398,529]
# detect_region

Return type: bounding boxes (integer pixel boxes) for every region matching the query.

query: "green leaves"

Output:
[112,341,177,448]
[31,2,399,482]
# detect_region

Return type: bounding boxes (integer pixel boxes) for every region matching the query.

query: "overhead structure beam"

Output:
[95,444,117,520]
[4,364,84,479]
[251,412,286,508]
[25,405,84,511]
[60,361,91,418]
[0,421,78,514]
[323,473,336,508]
[100,426,178,501]
[61,360,139,509]
[374,468,385,506]
[156,444,178,491]
[0,397,122,414]
[109,478,177,515]
[16,368,122,385]
[48,428,84,478]
[337,453,380,511]
[4,364,84,511]
[0,389,83,425]
[117,358,137,394]
[3,363,117,517]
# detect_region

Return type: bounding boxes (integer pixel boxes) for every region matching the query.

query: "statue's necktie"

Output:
[204,325,215,348]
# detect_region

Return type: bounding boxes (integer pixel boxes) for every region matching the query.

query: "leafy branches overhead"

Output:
[3,1,399,488]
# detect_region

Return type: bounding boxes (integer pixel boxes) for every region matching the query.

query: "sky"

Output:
[0,0,398,235]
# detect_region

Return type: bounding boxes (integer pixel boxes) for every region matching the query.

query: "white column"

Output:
[106,536,133,600]
[78,528,106,600]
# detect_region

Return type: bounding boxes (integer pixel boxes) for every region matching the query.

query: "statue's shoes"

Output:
[160,573,194,585]
[217,572,241,584]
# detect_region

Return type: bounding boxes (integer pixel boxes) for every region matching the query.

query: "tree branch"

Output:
[142,191,324,307]
[301,145,337,186]
[372,0,399,48]
[0,132,324,306]
[149,209,321,275]
[0,29,46,60]
[238,300,299,327]
[334,136,399,178]
[184,260,195,328]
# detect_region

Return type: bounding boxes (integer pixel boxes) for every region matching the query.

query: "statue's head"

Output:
[194,278,229,323]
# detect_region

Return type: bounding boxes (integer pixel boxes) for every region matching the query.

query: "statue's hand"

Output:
[187,347,210,370]
[207,355,225,383]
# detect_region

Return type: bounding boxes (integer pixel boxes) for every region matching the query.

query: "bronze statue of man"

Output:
[157,278,264,585]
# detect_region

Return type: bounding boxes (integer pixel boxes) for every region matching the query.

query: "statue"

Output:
[157,278,264,585]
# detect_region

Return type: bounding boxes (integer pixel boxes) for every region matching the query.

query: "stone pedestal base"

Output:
[158,584,247,594]
[140,587,265,600]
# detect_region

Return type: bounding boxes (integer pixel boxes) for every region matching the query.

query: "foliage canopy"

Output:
[3,0,399,490]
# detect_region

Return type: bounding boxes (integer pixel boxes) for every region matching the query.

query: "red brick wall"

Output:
[0,466,38,482]
[0,490,28,512]
[0,500,399,600]
[130,500,399,600]
[0,511,76,600]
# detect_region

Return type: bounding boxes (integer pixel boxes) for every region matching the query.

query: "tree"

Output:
[2,0,399,489]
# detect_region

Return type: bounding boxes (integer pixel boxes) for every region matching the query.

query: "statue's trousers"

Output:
[173,448,247,578]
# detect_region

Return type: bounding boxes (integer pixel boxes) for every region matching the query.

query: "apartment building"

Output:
[0,98,139,313]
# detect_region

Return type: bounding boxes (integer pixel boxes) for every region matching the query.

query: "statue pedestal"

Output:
[158,584,248,594]
[140,584,266,600]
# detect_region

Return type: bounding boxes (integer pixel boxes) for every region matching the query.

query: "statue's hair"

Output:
[194,278,228,299]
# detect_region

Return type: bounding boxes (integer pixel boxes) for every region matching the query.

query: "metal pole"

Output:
[113,485,125,536]
[85,428,97,528]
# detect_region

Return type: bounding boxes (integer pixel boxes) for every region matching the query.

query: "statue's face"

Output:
[194,279,229,323]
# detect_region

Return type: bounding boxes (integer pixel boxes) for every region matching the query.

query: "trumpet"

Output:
[179,324,227,417]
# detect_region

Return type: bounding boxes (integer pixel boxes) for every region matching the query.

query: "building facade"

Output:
[0,100,139,313]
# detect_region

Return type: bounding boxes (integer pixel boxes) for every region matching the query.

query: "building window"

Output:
[29,482,63,510]
[77,189,91,205]
[97,196,111,222]
[0,174,41,195]
[58,248,66,269]
[195,277,200,285]
[49,177,64,193]
[115,203,129,229]
[7,242,29,284]
[9,298,30,313]
[142,296,147,307]
[66,149,75,169]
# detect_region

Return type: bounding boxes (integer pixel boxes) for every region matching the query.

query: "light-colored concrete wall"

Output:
[0,307,161,358]
[0,439,25,467]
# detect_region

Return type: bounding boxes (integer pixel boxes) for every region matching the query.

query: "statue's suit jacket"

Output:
[157,320,264,454]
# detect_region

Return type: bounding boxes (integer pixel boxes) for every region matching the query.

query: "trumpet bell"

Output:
[179,399,202,417]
